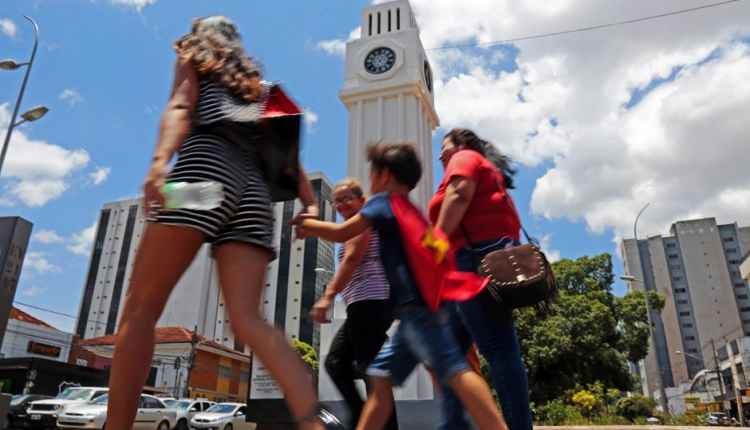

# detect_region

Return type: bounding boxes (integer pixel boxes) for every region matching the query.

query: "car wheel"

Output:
[158,420,170,430]
[223,424,232,430]
[177,419,188,430]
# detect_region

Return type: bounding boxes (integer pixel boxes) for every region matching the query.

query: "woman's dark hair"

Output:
[444,128,516,189]
[174,16,263,103]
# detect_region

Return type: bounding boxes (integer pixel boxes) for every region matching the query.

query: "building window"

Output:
[729,259,741,265]
[688,348,699,354]
[677,300,689,305]
[682,323,694,328]
[218,365,232,378]
[727,248,738,254]
[675,288,687,293]
[685,336,696,341]
[724,237,735,242]
[679,311,691,316]
[740,307,750,312]
[666,243,677,248]
[668,254,679,259]
[673,276,683,282]
[738,295,749,300]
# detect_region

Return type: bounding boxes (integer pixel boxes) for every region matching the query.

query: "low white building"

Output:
[0,307,73,362]
[741,253,750,283]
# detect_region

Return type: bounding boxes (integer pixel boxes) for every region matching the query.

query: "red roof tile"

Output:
[10,307,57,330]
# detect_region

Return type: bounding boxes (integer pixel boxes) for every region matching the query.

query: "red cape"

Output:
[389,194,488,311]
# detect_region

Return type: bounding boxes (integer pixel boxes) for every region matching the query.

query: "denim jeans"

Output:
[439,238,533,430]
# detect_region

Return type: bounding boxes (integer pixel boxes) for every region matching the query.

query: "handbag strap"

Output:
[460,222,538,248]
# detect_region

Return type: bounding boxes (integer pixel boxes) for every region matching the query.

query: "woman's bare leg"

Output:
[214,242,323,430]
[356,377,394,430]
[447,370,508,430]
[106,224,205,430]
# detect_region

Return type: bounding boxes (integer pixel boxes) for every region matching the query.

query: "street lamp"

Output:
[624,202,671,415]
[0,16,48,177]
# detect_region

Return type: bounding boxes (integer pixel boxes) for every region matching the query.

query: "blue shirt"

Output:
[359,192,421,307]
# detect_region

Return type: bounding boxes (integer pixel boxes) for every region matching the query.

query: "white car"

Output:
[57,393,177,430]
[168,399,215,430]
[189,403,255,430]
[26,386,109,429]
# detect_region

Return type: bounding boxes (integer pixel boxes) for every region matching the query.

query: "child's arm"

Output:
[298,213,370,243]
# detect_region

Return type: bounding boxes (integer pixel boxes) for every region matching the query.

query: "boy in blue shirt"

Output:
[295,143,507,430]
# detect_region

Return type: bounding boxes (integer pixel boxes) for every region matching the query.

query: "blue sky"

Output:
[3,0,749,331]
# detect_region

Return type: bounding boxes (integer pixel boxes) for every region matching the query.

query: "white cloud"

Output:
[371,0,750,241]
[20,285,47,298]
[0,18,16,38]
[32,229,65,244]
[0,103,90,206]
[68,221,97,256]
[109,0,157,11]
[317,27,361,57]
[303,108,319,129]
[89,166,111,185]
[24,252,61,274]
[59,89,84,107]
[539,234,561,263]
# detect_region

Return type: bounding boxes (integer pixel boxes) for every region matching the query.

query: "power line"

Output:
[427,0,744,51]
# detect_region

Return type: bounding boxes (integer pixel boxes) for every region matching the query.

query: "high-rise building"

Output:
[621,218,750,398]
[75,173,334,356]
[317,0,438,417]
[0,217,33,347]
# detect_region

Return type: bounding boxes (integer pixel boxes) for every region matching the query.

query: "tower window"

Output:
[388,9,392,32]
[368,14,372,36]
[377,12,381,34]
[396,8,401,30]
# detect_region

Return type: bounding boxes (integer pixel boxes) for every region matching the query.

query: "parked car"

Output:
[57,393,176,430]
[189,403,254,430]
[168,399,215,430]
[645,416,661,424]
[704,411,732,426]
[6,394,52,429]
[24,387,108,430]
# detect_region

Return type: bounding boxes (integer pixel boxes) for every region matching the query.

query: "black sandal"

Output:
[297,404,345,429]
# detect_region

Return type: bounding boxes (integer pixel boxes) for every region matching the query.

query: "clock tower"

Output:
[340,0,439,209]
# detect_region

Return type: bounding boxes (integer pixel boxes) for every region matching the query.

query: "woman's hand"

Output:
[143,161,168,215]
[310,295,333,323]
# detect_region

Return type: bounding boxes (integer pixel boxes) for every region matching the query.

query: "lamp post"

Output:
[1,16,48,176]
[623,202,671,415]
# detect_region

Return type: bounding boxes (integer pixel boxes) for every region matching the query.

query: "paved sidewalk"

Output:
[535,426,750,430]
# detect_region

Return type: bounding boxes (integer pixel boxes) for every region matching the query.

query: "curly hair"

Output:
[174,16,263,103]
[444,128,517,189]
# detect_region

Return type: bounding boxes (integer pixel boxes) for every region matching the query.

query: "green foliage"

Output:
[534,399,584,425]
[292,339,318,373]
[515,253,663,404]
[615,395,656,422]
[571,390,598,417]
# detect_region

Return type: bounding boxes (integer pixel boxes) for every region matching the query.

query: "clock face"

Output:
[423,60,433,93]
[364,47,396,74]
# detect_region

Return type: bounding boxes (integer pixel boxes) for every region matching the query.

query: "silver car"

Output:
[57,393,176,430]
[189,403,255,430]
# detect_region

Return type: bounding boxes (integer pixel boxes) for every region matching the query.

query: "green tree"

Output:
[515,253,664,405]
[292,339,318,373]
[615,395,656,422]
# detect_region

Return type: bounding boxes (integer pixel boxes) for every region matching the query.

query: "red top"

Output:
[429,149,521,249]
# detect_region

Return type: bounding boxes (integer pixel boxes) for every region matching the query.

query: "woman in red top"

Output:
[429,128,532,430]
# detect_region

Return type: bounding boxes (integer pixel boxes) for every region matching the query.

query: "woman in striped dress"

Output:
[310,179,398,429]
[106,17,332,430]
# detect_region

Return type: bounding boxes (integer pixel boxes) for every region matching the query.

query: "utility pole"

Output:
[725,340,745,424]
[712,339,728,411]
[185,325,199,398]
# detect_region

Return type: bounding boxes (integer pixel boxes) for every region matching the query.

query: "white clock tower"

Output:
[340,0,439,209]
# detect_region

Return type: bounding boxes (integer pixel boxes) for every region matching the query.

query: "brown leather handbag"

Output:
[466,228,558,312]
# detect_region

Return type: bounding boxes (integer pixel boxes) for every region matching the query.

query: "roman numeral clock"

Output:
[340,0,439,211]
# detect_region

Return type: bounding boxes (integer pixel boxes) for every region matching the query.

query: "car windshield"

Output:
[170,400,191,410]
[163,399,178,408]
[57,388,96,401]
[10,395,28,406]
[92,394,109,405]
[205,404,237,414]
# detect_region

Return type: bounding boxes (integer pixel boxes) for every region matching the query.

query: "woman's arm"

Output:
[298,214,370,243]
[295,165,319,219]
[310,230,371,323]
[435,176,477,237]
[143,58,199,211]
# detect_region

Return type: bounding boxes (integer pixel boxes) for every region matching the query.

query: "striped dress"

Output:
[151,77,276,254]
[339,231,390,306]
